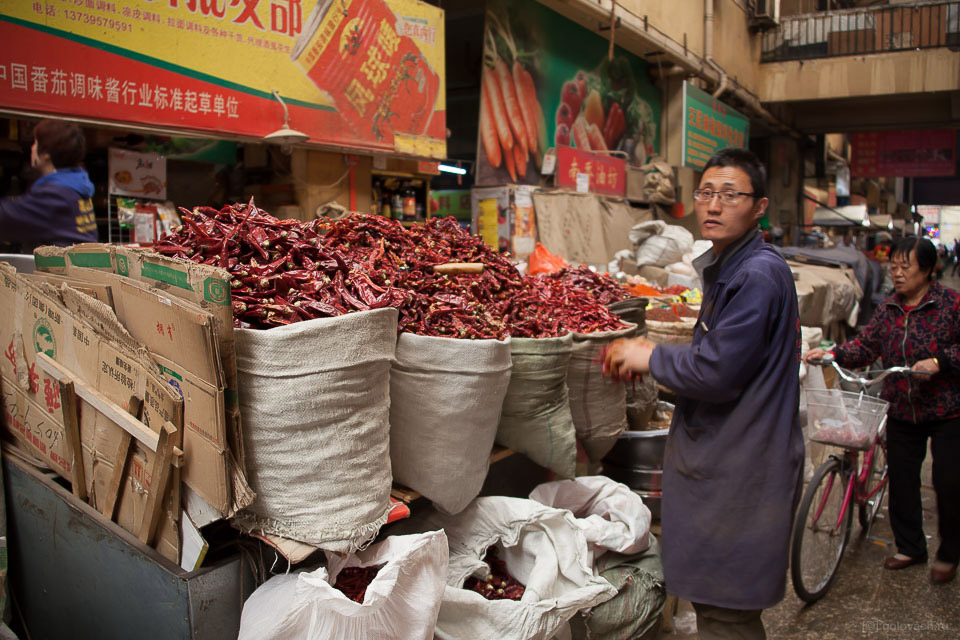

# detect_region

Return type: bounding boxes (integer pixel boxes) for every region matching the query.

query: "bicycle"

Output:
[789,355,930,604]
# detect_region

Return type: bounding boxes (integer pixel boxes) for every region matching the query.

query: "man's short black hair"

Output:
[701,147,767,201]
[892,236,938,281]
[34,119,86,168]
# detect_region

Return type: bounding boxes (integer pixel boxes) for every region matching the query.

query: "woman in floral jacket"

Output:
[806,237,959,584]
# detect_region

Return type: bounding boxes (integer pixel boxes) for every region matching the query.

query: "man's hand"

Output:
[603,337,657,381]
[803,348,829,364]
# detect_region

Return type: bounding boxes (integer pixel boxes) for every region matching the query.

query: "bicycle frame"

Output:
[814,415,888,534]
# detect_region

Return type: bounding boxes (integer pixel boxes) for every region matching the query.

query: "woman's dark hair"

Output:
[701,147,767,201]
[34,119,86,168]
[891,236,937,281]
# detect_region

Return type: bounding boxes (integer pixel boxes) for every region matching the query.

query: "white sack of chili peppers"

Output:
[389,333,512,515]
[233,307,397,552]
[238,530,449,640]
[566,323,638,465]
[529,476,652,560]
[496,333,577,479]
[426,496,617,640]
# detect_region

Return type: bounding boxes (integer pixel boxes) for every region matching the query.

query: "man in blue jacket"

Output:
[0,119,98,252]
[604,148,803,639]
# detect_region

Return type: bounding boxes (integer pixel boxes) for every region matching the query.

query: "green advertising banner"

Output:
[476,0,661,186]
[682,82,750,170]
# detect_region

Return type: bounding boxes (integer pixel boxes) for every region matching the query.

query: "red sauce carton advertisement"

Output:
[293,0,441,148]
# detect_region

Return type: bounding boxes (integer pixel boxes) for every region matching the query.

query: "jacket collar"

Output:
[694,228,762,290]
[886,280,944,312]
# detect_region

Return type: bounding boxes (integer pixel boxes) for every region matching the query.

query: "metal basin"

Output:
[603,428,669,470]
[602,461,663,491]
[636,491,661,521]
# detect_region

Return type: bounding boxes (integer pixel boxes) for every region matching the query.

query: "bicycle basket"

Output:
[806,389,889,450]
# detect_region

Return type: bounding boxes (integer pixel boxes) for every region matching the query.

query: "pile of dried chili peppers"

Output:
[549,265,630,306]
[154,201,627,338]
[463,549,525,601]
[332,564,384,603]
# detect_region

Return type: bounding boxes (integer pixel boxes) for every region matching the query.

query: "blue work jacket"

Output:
[649,230,804,610]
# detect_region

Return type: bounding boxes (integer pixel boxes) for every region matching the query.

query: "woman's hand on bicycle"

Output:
[911,357,940,375]
[804,348,830,364]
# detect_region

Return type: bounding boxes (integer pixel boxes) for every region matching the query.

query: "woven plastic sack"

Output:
[570,537,666,640]
[496,334,577,478]
[233,308,397,552]
[390,333,512,514]
[426,497,617,640]
[529,476,652,558]
[567,323,637,464]
[634,224,694,268]
[238,531,449,640]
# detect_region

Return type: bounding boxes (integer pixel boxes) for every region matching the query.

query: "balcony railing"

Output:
[761,1,960,62]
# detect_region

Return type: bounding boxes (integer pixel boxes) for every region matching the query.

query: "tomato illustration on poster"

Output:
[476,0,661,187]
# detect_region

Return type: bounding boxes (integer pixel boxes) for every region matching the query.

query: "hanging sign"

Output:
[555,146,626,197]
[851,130,956,178]
[108,148,167,200]
[0,0,446,158]
[682,82,749,170]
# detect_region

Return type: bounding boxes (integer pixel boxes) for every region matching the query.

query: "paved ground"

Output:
[657,273,960,639]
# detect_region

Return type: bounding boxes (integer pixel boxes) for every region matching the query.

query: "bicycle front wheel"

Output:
[791,457,853,603]
[859,436,888,531]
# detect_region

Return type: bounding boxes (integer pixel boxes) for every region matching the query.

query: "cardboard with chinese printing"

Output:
[0,264,183,563]
[21,272,115,307]
[152,353,230,514]
[33,245,252,514]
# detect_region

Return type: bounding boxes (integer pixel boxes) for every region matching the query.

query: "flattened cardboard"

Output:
[153,353,230,513]
[21,272,115,307]
[0,265,184,564]
[35,245,246,470]
[1,374,74,476]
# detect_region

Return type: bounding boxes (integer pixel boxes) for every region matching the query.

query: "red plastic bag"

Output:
[528,242,569,275]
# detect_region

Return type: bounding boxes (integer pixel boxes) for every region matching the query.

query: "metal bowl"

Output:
[602,461,663,491]
[603,429,669,470]
[636,490,662,521]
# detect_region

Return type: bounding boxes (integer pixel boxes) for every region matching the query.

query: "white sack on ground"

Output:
[234,308,397,552]
[567,323,637,464]
[496,334,577,478]
[426,497,617,640]
[238,531,448,640]
[529,475,652,559]
[390,333,511,514]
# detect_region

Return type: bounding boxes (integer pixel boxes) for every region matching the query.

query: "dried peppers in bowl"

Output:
[154,201,627,338]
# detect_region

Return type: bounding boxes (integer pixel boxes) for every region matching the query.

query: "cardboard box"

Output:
[471,185,538,257]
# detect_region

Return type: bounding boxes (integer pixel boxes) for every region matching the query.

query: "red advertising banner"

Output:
[0,0,446,158]
[555,146,626,197]
[851,130,957,178]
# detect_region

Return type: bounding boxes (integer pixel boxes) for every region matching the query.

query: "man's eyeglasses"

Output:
[692,189,757,205]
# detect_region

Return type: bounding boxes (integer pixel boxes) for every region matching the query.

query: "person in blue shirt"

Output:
[0,119,98,252]
[604,148,802,640]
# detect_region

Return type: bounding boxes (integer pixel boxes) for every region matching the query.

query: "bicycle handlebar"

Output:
[807,354,932,389]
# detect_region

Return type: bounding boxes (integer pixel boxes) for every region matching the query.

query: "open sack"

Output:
[238,530,449,640]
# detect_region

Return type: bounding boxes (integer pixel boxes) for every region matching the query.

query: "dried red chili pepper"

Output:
[463,548,525,601]
[155,205,625,337]
[332,564,385,603]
